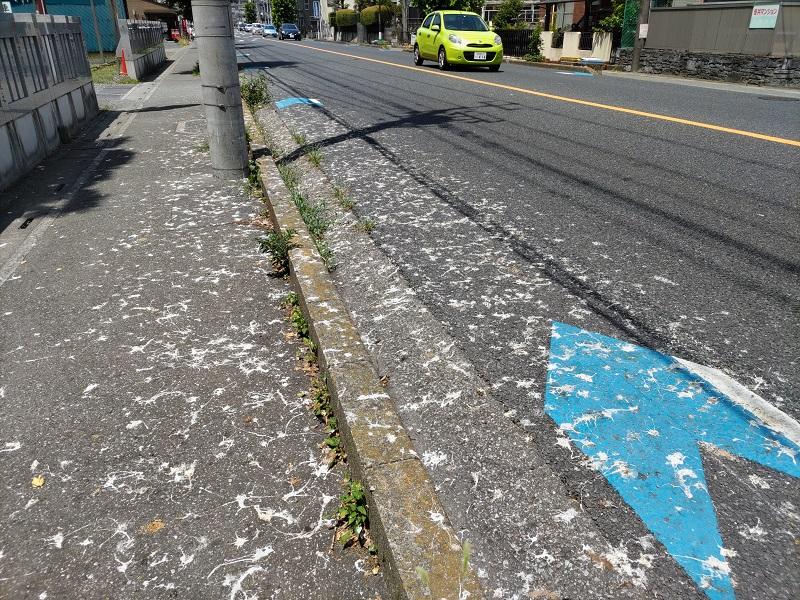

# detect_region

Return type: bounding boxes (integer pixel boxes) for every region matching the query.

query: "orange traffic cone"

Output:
[120,49,128,77]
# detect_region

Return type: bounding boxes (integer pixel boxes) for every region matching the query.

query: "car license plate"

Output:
[474,52,487,60]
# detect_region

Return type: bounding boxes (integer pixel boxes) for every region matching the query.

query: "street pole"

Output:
[191,0,249,180]
[631,0,650,72]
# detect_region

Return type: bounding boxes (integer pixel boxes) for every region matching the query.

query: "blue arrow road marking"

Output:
[545,322,799,600]
[275,97,323,110]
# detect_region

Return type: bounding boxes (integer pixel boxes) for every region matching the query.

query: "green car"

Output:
[414,10,503,71]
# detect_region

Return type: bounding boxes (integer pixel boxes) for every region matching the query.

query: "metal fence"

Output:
[495,29,533,57]
[0,14,90,110]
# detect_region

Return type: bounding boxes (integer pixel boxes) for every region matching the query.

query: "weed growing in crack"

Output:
[291,131,307,146]
[278,164,299,192]
[191,61,200,76]
[196,140,209,153]
[240,72,271,110]
[333,185,354,211]
[306,145,323,168]
[336,481,369,547]
[244,159,262,197]
[282,293,342,466]
[258,228,297,275]
[289,189,335,270]
[356,217,376,234]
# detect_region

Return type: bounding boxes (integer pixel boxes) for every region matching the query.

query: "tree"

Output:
[243,0,257,22]
[594,0,628,32]
[273,0,297,25]
[492,0,523,29]
[166,0,192,20]
[412,0,483,18]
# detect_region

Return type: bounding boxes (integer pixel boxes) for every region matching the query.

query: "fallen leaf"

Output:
[31,475,45,488]
[142,519,166,534]
[372,565,380,575]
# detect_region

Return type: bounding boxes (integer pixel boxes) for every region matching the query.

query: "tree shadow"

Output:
[0,111,134,237]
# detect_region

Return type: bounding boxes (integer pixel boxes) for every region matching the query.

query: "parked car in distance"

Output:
[243,23,253,32]
[252,23,264,34]
[278,23,301,40]
[263,24,278,38]
[414,10,502,71]
[236,22,245,31]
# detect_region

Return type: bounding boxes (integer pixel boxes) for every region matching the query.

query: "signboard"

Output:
[1,2,11,12]
[749,4,780,29]
[312,0,320,18]
[638,23,648,38]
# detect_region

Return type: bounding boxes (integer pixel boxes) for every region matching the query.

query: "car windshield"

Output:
[443,14,488,32]
[282,24,298,31]
[265,25,275,29]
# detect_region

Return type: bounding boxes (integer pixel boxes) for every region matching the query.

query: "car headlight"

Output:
[448,34,463,45]
[494,34,502,46]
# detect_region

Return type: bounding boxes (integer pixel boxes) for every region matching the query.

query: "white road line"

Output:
[676,357,800,447]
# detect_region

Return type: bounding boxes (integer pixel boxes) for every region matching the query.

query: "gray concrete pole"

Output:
[191,0,249,180]
[631,0,650,73]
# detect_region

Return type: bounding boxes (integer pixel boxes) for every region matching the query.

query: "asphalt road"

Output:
[238,34,800,600]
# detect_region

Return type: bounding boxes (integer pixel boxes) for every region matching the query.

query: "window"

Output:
[431,13,440,28]
[443,14,488,31]
[421,14,433,28]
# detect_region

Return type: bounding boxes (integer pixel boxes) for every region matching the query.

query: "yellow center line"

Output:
[286,42,800,148]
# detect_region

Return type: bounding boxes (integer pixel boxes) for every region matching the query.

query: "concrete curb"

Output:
[503,56,598,74]
[243,107,484,600]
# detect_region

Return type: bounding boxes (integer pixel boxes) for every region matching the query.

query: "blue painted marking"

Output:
[556,71,593,77]
[545,322,799,600]
[275,97,323,110]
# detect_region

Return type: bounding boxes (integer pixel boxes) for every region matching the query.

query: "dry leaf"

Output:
[371,566,380,575]
[31,475,45,488]
[142,519,166,534]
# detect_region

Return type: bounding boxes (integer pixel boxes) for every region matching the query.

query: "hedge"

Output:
[336,9,358,28]
[360,5,394,27]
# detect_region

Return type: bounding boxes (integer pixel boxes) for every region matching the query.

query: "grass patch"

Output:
[306,145,323,168]
[356,217,376,234]
[291,131,307,145]
[196,140,209,153]
[191,61,200,76]
[240,72,271,110]
[244,159,262,197]
[258,228,297,274]
[333,185,354,211]
[277,164,300,192]
[91,62,136,85]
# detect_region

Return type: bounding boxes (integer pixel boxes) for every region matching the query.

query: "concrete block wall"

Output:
[0,82,99,191]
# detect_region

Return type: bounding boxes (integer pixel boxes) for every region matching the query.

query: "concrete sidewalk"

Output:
[0,48,385,599]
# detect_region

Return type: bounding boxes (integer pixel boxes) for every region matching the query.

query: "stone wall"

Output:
[618,48,799,88]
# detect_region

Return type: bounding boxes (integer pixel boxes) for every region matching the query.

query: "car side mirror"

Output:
[431,24,440,32]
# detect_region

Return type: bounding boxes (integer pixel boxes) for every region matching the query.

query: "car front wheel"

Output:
[438,47,448,70]
[413,44,423,66]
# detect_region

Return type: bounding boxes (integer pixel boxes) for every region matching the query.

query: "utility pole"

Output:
[631,0,650,72]
[191,0,249,180]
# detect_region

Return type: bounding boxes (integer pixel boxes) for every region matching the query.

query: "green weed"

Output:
[291,131,307,145]
[336,481,368,547]
[306,145,323,168]
[278,164,299,191]
[356,217,376,234]
[258,228,297,274]
[240,72,271,110]
[196,140,209,153]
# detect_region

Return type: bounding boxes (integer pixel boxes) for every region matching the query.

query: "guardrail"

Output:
[116,19,166,80]
[0,13,98,191]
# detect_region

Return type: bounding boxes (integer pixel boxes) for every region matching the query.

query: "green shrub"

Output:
[526,25,543,61]
[336,9,357,27]
[240,72,271,110]
[360,4,394,27]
